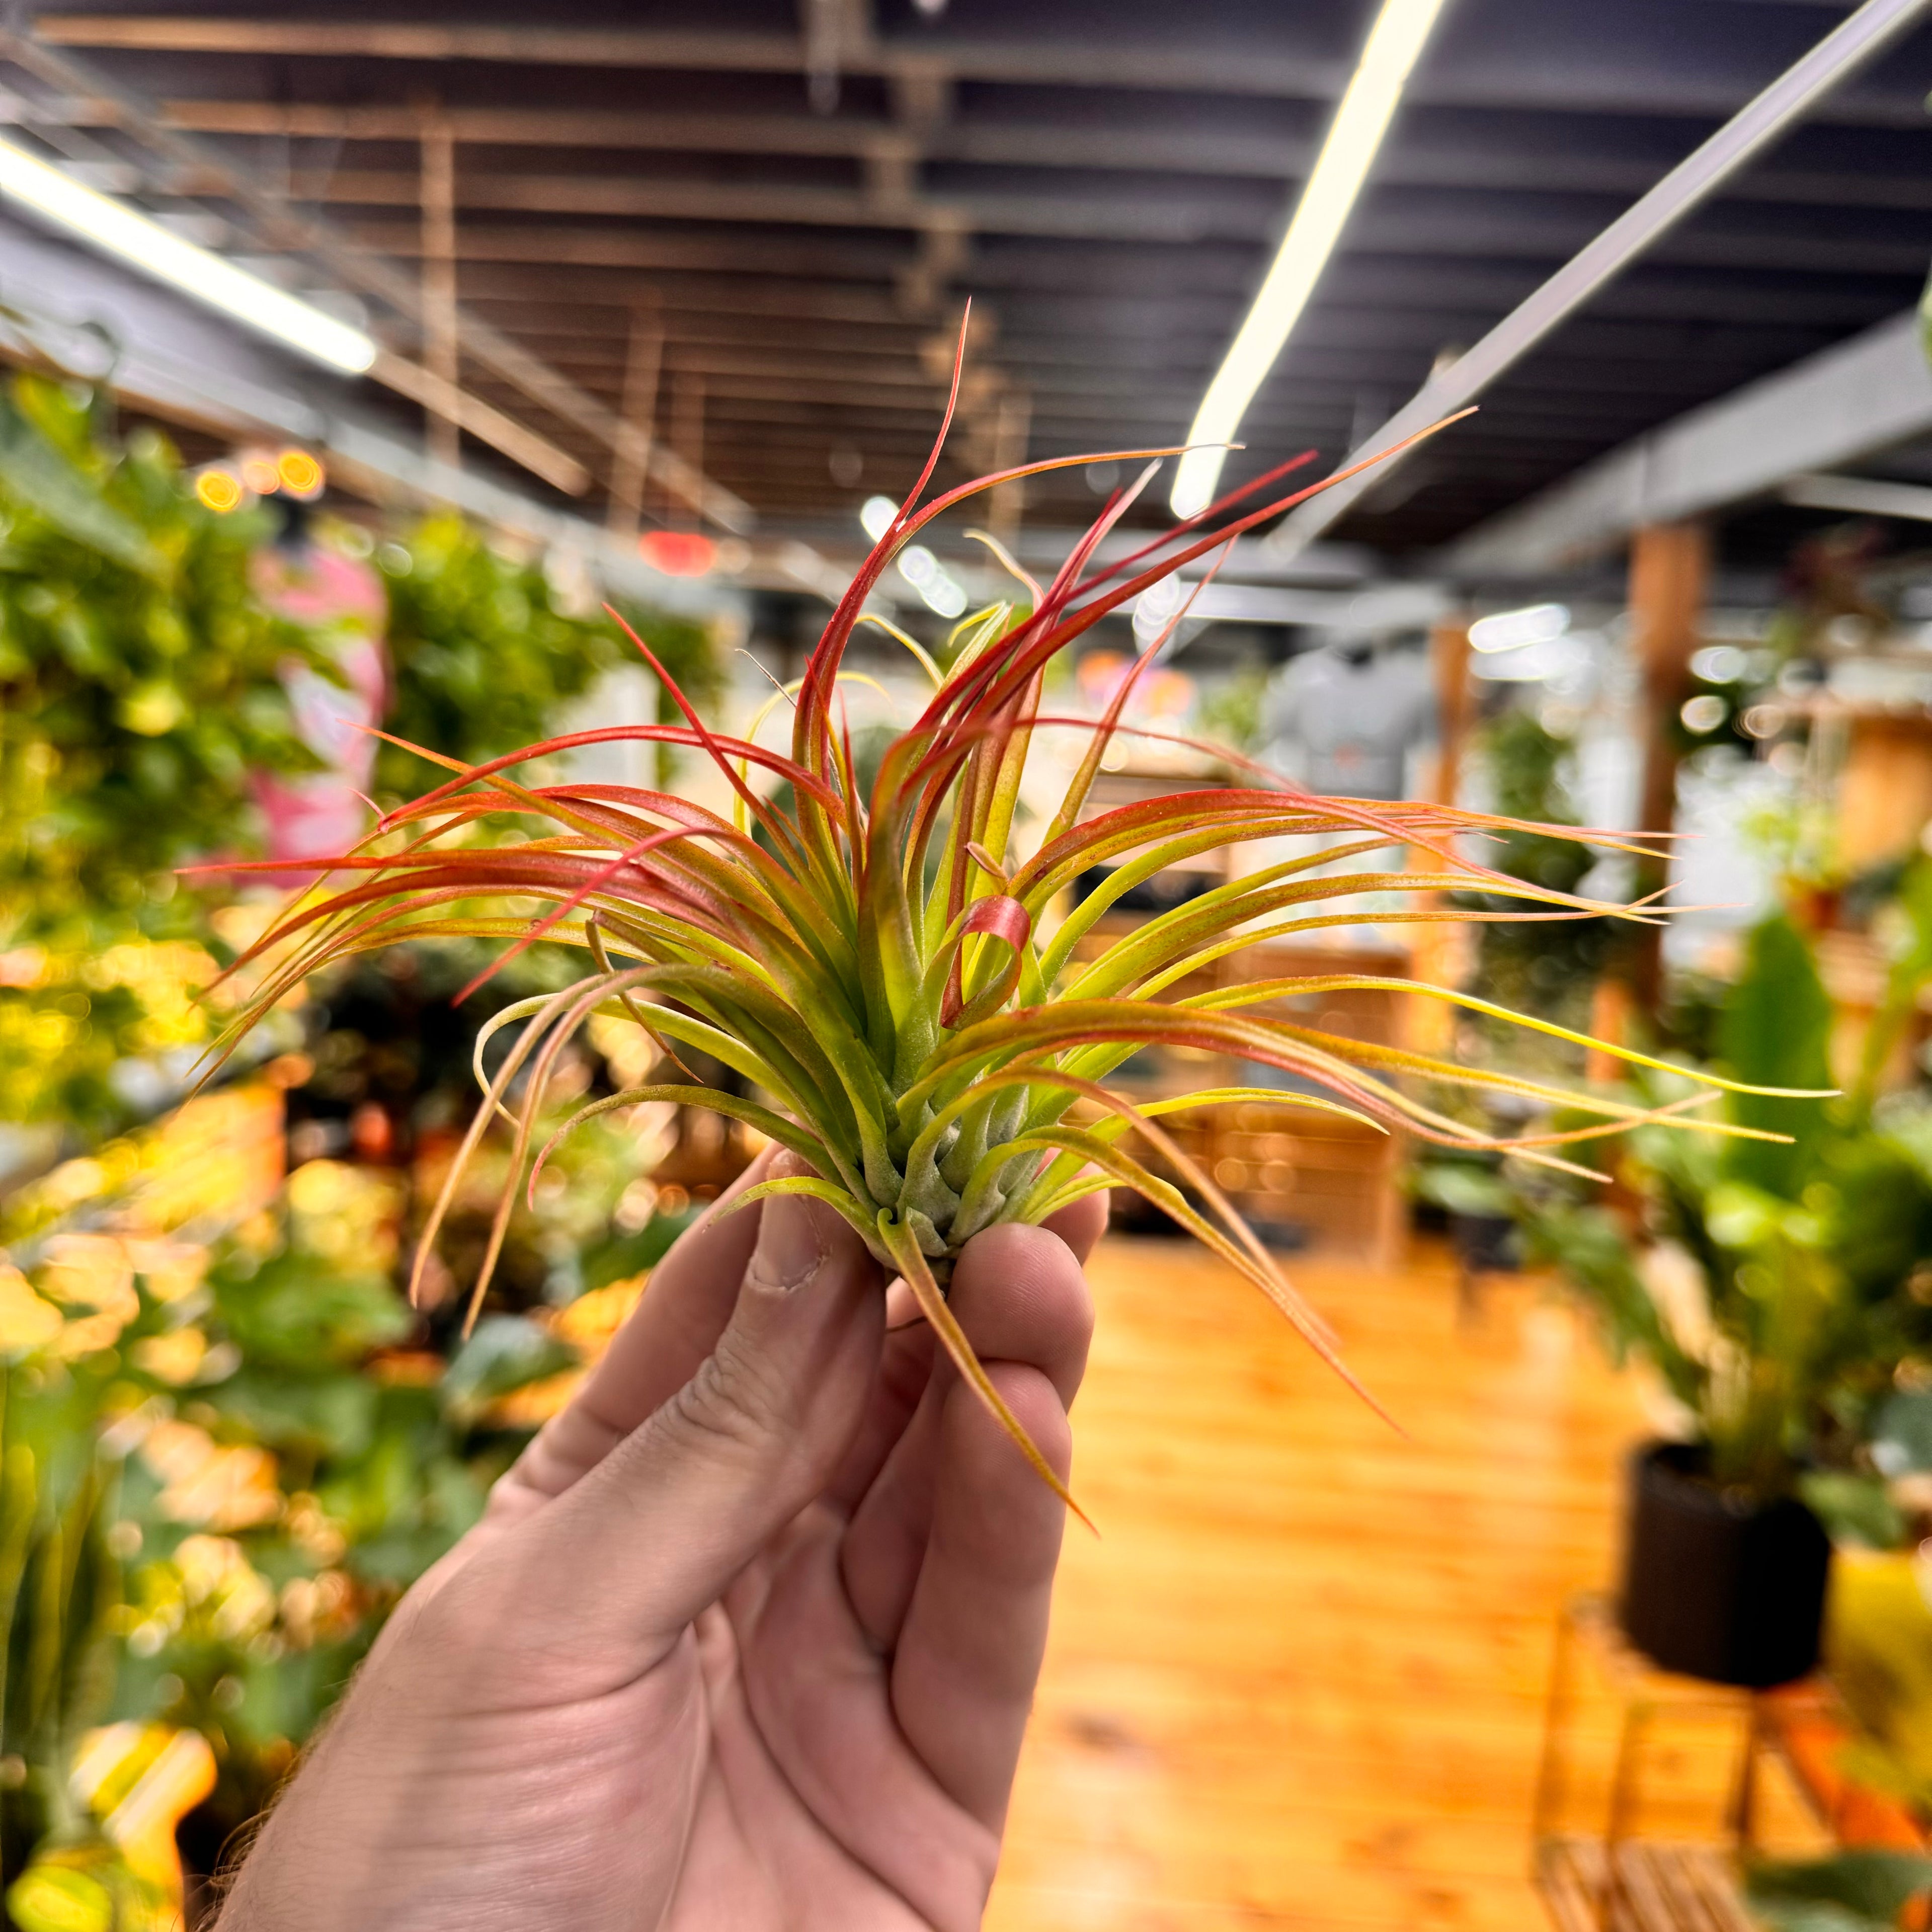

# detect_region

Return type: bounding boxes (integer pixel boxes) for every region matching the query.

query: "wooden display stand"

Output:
[1835,708,1932,872]
[1065,766,1412,1265]
[1206,937,1409,1267]
[1533,1595,1921,1932]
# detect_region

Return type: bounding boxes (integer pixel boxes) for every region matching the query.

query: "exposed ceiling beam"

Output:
[452,293,1838,363]
[1443,306,1932,576]
[347,221,909,280]
[28,18,1359,100]
[220,168,1290,248]
[148,164,1932,274]
[333,204,1932,279]
[508,330,1813,402]
[438,261,1912,336]
[1781,471,1932,519]
[34,16,1932,128]
[130,98,1932,214]
[457,272,912,327]
[329,234,1918,335]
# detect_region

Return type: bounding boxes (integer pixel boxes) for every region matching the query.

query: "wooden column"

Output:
[1627,520,1711,1008]
[605,307,663,542]
[1407,615,1474,1055]
[419,112,460,471]
[1428,615,1473,807]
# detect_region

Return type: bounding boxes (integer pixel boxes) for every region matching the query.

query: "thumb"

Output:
[504,1173,884,1661]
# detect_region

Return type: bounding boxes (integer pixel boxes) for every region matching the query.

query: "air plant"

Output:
[203,350,1812,1515]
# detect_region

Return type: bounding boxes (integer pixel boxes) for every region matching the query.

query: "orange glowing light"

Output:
[194,468,245,513]
[638,529,716,578]
[239,453,281,495]
[276,448,325,499]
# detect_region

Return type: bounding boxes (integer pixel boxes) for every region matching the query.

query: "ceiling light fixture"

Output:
[1469,602,1568,653]
[0,135,377,375]
[1169,0,1451,520]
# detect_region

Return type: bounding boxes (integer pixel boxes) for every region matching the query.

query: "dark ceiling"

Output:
[16,0,1932,554]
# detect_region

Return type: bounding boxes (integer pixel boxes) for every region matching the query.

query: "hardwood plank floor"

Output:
[987,1234,1650,1932]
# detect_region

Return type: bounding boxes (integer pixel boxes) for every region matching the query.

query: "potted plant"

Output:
[1516,905,1932,1685]
[1451,704,1617,1064]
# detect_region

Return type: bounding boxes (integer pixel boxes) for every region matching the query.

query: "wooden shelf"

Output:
[1537,1836,1755,1932]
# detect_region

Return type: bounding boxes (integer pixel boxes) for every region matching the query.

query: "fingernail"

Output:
[748,1194,825,1294]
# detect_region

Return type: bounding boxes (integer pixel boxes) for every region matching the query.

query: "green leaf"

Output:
[212,1251,412,1371]
[1748,1850,1932,1932]
[1413,1160,1510,1218]
[1719,915,1833,1195]
[579,1204,699,1292]
[5,1860,116,1932]
[0,390,160,577]
[439,1315,577,1424]
[1799,1471,1904,1550]
[209,1369,381,1460]
[1869,1389,1932,1477]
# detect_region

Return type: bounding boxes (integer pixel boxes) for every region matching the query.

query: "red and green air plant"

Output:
[203,367,1812,1517]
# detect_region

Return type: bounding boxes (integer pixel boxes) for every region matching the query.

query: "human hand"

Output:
[216,1152,1102,1931]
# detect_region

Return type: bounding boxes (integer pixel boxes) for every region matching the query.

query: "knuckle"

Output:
[996,1365,1073,1467]
[657,1332,792,1456]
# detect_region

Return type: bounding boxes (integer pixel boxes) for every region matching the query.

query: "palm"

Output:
[665,1514,999,1930]
[218,1161,1099,1932]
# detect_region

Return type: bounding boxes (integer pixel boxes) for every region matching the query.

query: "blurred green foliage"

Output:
[1196,663,1270,758]
[0,406,722,1913]
[1748,1848,1932,1932]
[0,1345,125,1896]
[1513,899,1932,1500]
[373,513,720,796]
[0,1155,621,1900]
[0,377,325,1136]
[1453,707,1613,1048]
[0,377,320,925]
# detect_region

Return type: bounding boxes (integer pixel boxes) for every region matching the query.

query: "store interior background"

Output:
[12,2,1932,1928]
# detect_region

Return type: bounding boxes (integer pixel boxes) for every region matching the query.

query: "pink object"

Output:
[249,544,389,865]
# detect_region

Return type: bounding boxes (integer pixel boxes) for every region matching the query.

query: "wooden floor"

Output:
[988,1234,1650,1932]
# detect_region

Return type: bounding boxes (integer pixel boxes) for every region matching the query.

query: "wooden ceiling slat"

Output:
[145,100,1932,214]
[36,14,1932,130]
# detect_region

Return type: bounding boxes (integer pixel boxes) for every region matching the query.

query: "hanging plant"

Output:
[210,371,1814,1512]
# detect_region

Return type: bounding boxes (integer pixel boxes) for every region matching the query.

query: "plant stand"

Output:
[1532,1595,1868,1932]
[1538,1836,1756,1932]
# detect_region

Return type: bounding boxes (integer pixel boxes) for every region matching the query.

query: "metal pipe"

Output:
[1265,0,1932,560]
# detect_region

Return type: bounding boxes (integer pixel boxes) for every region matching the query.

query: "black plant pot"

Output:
[1619,1442,1831,1688]
[1448,1209,1517,1274]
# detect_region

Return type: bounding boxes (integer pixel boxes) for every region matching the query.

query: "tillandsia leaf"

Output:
[874,1208,1094,1531]
[195,317,1832,1512]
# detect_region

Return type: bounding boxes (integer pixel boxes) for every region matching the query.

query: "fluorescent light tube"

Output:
[0,136,377,375]
[1469,602,1568,653]
[1170,0,1450,519]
